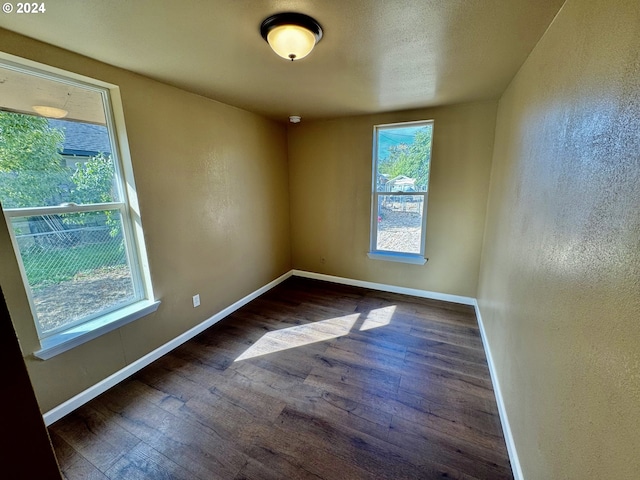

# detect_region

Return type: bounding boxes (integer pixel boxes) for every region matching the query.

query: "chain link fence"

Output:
[11,213,136,333]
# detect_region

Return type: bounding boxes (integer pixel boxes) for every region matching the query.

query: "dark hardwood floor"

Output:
[49,276,513,480]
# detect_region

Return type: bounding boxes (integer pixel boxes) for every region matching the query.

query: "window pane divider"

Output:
[3,202,124,218]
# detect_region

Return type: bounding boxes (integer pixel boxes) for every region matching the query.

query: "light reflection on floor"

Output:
[234,306,396,361]
[359,305,395,331]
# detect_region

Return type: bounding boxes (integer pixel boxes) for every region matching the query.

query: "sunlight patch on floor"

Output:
[360,305,396,331]
[234,313,360,361]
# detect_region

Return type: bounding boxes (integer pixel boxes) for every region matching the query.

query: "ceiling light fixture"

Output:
[32,105,68,119]
[260,12,323,61]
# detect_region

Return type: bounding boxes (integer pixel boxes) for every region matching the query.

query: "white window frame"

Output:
[368,120,433,265]
[0,55,158,359]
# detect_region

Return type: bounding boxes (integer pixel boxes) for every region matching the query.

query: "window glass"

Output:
[8,210,136,335]
[376,124,431,193]
[371,121,433,259]
[0,60,147,338]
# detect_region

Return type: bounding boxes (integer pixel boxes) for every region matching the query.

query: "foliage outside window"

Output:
[0,60,153,346]
[369,120,433,264]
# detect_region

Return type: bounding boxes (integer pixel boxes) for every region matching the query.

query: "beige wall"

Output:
[288,102,497,298]
[0,29,292,412]
[477,0,640,478]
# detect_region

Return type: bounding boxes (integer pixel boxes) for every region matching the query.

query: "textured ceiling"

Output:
[0,0,565,121]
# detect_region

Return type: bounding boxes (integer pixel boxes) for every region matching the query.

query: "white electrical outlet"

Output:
[192,294,200,307]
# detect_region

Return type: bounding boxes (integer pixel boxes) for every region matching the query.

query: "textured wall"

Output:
[477,0,640,478]
[0,29,292,412]
[288,102,497,298]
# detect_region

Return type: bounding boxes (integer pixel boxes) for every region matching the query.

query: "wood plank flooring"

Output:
[49,277,513,480]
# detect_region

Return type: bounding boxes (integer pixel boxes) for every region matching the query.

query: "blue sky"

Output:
[378,125,430,160]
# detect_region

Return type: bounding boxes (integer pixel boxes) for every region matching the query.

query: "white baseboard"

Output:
[292,269,476,306]
[474,301,523,480]
[43,270,293,426]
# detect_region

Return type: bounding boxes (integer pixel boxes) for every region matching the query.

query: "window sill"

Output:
[367,251,428,265]
[33,300,161,360]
